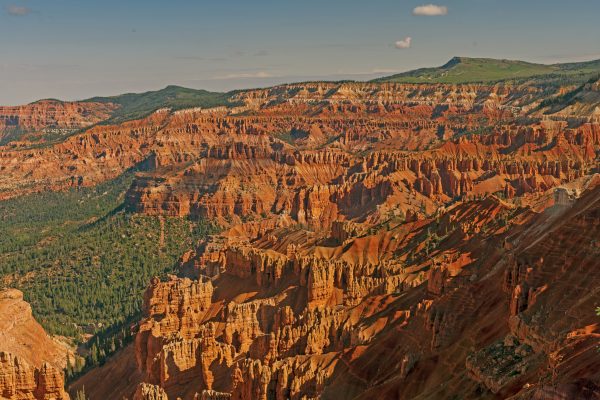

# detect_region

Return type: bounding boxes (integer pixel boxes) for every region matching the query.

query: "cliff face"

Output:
[0,352,70,400]
[0,100,116,144]
[77,182,600,400]
[0,290,70,400]
[1,82,597,208]
[0,289,69,370]
[3,80,599,400]
[0,111,168,198]
[125,121,595,234]
[123,83,595,229]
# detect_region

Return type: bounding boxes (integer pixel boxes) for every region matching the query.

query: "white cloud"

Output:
[5,5,32,16]
[213,71,275,80]
[333,68,401,76]
[395,37,412,49]
[371,68,400,74]
[412,4,448,16]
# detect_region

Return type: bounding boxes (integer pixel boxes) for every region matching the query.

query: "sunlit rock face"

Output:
[4,79,599,400]
[73,182,596,400]
[0,290,70,400]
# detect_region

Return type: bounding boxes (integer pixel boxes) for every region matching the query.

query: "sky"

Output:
[1,0,600,105]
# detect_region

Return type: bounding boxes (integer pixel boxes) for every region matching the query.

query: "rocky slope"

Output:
[0,289,69,370]
[1,77,598,399]
[0,289,70,400]
[72,179,600,400]
[0,100,117,144]
[2,82,596,209]
[125,82,598,228]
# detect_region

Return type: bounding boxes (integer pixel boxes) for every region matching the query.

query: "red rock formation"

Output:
[0,100,116,143]
[70,176,600,400]
[4,79,600,400]
[135,276,217,388]
[0,82,596,217]
[0,289,69,370]
[0,289,70,400]
[133,383,168,400]
[0,352,69,400]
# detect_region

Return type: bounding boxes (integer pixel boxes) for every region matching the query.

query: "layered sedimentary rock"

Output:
[133,383,168,400]
[0,290,70,399]
[0,111,168,198]
[126,119,597,229]
[0,289,69,370]
[0,100,116,143]
[1,82,597,213]
[0,290,70,400]
[122,90,597,227]
[76,180,600,400]
[0,352,70,400]
[5,79,598,399]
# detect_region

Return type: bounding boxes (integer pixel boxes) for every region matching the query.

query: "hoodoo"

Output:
[2,14,600,398]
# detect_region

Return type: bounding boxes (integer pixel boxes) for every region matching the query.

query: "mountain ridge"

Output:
[373,56,600,84]
[83,85,238,124]
[9,56,600,107]
[0,65,599,400]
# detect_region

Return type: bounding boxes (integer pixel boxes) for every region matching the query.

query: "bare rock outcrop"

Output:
[25,79,600,400]
[0,290,70,400]
[133,382,168,400]
[0,352,70,400]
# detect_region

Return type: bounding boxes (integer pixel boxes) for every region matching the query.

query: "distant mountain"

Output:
[3,57,600,146]
[84,85,237,124]
[0,86,238,145]
[373,56,600,84]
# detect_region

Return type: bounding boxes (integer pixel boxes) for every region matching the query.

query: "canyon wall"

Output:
[0,290,70,400]
[1,80,597,399]
[75,182,600,399]
[0,100,116,144]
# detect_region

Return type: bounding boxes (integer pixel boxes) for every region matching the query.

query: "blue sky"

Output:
[1,0,599,104]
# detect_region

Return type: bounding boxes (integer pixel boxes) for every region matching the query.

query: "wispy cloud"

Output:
[335,68,400,76]
[5,4,33,16]
[371,68,400,74]
[175,56,205,61]
[412,4,448,16]
[212,71,275,80]
[539,53,600,63]
[395,37,412,49]
[174,56,229,62]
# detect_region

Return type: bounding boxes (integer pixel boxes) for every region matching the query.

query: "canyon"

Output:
[0,63,599,399]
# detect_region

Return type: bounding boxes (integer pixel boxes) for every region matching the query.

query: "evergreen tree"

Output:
[75,387,87,400]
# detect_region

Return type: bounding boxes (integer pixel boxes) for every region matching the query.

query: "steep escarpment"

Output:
[0,352,70,400]
[0,110,169,198]
[0,289,69,370]
[347,188,600,399]
[0,100,116,144]
[0,290,70,400]
[126,117,597,229]
[2,78,599,400]
[75,181,600,399]
[1,81,597,206]
[123,83,597,226]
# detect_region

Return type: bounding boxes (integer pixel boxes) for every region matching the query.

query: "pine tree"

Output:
[75,386,87,400]
[75,356,84,373]
[65,354,73,380]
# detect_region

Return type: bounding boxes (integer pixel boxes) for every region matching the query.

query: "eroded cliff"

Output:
[0,290,70,400]
[2,80,598,400]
